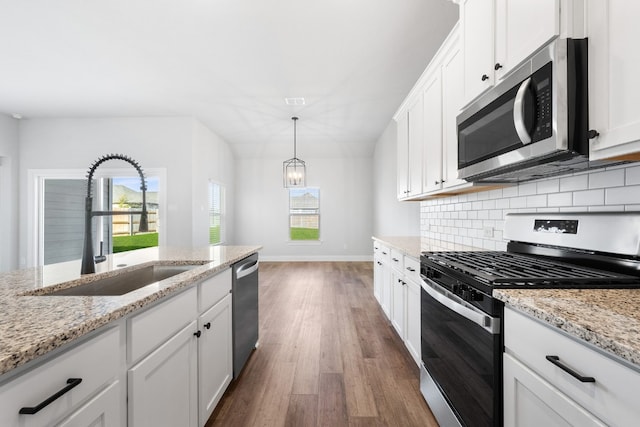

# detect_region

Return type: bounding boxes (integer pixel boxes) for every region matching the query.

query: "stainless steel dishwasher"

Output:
[231,253,259,378]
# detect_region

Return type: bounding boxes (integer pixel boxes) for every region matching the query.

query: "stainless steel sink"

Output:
[44,264,203,296]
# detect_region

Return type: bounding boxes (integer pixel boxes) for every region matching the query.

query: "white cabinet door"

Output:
[407,94,424,197]
[462,0,495,104]
[128,321,198,427]
[57,381,122,427]
[441,38,465,189]
[495,0,559,79]
[198,294,233,427]
[396,112,410,199]
[504,353,606,427]
[404,277,421,366]
[380,262,392,318]
[422,71,443,194]
[373,259,384,304]
[588,0,640,161]
[390,270,406,338]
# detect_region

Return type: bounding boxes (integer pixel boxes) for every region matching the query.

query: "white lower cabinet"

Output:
[57,381,123,427]
[0,326,124,427]
[372,241,421,367]
[504,353,605,427]
[198,293,233,426]
[128,321,199,427]
[504,307,640,426]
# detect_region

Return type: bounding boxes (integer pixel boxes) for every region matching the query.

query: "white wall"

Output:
[421,163,640,251]
[372,121,420,237]
[0,114,19,272]
[191,120,236,246]
[235,156,373,261]
[18,117,235,267]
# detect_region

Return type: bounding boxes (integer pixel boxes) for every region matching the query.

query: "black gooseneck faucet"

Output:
[81,154,149,274]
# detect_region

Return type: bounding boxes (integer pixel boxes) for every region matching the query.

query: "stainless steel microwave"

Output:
[456,38,608,183]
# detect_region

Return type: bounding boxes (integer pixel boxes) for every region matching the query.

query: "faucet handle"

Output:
[94,241,107,264]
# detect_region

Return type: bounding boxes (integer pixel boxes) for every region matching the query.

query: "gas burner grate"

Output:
[424,251,639,287]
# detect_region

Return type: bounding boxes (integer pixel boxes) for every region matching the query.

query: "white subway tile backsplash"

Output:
[502,186,518,197]
[518,182,538,196]
[419,164,640,250]
[626,165,640,185]
[589,169,625,189]
[547,192,572,207]
[607,185,640,204]
[573,189,604,206]
[560,174,588,192]
[526,194,547,208]
[510,196,527,208]
[537,179,559,194]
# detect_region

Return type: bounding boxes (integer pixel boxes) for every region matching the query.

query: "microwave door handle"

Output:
[513,77,532,144]
[421,279,500,334]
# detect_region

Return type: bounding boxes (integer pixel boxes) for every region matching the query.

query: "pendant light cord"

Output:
[292,116,298,159]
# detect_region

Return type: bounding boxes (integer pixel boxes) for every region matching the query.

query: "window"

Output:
[209,181,225,245]
[289,187,320,241]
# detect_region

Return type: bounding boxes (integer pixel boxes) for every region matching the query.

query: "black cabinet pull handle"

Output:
[392,257,399,262]
[382,251,387,255]
[406,267,416,272]
[194,330,202,338]
[481,74,489,81]
[204,322,211,330]
[494,63,503,70]
[545,355,595,383]
[19,378,83,415]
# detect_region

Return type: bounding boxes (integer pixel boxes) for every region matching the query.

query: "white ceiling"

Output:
[0,0,458,158]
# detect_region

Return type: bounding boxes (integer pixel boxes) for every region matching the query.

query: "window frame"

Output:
[288,187,320,242]
[208,180,225,245]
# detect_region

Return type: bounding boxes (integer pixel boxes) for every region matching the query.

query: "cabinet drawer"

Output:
[373,242,390,262]
[390,249,404,271]
[128,286,197,364]
[199,268,231,312]
[504,307,640,425]
[404,255,420,282]
[0,327,121,427]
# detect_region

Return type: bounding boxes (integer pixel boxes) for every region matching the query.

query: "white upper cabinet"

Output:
[407,95,424,197]
[441,38,466,189]
[422,70,443,194]
[494,0,560,80]
[461,0,495,104]
[588,0,640,161]
[461,0,563,105]
[396,113,410,199]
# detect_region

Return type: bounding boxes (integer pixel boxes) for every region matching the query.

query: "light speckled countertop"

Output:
[372,236,480,259]
[494,288,640,368]
[0,245,260,377]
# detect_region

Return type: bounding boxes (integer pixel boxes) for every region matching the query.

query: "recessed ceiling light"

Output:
[284,97,305,106]
[12,113,22,119]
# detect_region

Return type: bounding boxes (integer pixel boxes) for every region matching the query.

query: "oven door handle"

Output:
[421,279,500,334]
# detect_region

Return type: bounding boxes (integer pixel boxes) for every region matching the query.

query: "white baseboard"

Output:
[259,255,374,262]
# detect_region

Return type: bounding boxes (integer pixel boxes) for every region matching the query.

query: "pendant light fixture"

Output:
[283,116,306,188]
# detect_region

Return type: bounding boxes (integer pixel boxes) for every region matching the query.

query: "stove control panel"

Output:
[453,283,484,302]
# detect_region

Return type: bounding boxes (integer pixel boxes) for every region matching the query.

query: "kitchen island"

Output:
[0,245,261,378]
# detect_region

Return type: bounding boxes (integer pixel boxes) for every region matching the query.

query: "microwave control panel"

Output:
[531,61,553,143]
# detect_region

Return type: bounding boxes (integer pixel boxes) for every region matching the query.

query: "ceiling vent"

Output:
[284,97,305,106]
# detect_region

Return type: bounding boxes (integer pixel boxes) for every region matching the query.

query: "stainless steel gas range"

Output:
[419,212,640,427]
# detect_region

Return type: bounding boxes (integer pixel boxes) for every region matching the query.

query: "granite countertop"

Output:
[0,245,261,377]
[494,288,640,368]
[372,236,481,259]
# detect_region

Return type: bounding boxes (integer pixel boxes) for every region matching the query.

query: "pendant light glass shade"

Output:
[283,117,306,188]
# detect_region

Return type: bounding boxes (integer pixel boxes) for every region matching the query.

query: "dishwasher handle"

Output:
[236,259,259,279]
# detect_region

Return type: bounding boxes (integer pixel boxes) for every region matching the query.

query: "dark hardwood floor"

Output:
[206,262,438,427]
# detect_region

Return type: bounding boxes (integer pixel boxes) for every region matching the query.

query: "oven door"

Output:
[420,278,502,427]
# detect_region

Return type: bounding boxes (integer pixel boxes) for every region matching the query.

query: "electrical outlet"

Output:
[483,226,494,238]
